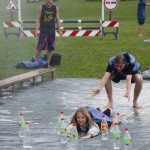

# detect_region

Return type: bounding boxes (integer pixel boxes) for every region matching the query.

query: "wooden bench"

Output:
[27,0,39,2]
[0,68,55,93]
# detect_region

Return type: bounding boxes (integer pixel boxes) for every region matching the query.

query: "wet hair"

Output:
[69,107,95,126]
[114,54,126,64]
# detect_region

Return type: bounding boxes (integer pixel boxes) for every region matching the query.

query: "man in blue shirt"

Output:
[137,0,150,36]
[92,52,143,109]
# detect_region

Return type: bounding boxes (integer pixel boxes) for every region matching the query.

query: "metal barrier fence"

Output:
[3,20,119,40]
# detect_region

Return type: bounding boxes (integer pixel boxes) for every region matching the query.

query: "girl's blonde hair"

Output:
[69,107,95,126]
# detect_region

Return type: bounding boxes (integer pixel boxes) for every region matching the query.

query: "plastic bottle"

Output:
[23,122,31,149]
[123,128,132,150]
[110,112,120,133]
[18,113,25,137]
[60,118,68,144]
[69,123,78,150]
[56,111,64,135]
[113,122,121,149]
[101,115,109,140]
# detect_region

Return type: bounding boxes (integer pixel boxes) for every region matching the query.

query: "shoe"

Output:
[138,34,143,37]
[144,39,150,42]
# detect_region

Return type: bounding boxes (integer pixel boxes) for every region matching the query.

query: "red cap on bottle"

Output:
[125,128,128,131]
[73,123,77,126]
[25,122,29,124]
[61,118,64,120]
[20,113,23,116]
[117,112,120,115]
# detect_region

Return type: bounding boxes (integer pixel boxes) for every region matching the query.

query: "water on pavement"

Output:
[0,78,150,150]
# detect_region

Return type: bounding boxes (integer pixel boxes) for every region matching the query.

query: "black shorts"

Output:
[138,8,146,25]
[112,69,141,83]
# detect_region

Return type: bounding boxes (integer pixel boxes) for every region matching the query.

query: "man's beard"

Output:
[46,2,52,7]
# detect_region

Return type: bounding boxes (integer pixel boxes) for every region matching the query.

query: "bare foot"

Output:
[138,34,143,37]
[48,65,52,69]
[110,110,117,117]
[133,103,143,109]
[104,102,113,109]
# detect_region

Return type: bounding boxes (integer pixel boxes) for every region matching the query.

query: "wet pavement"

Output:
[0,78,150,150]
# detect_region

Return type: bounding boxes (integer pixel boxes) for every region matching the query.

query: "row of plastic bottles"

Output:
[19,111,132,150]
[56,111,78,150]
[101,113,132,150]
[18,113,31,149]
[57,110,132,150]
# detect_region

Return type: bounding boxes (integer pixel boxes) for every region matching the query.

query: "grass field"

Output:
[0,0,150,79]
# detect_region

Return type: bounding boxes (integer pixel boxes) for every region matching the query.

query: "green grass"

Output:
[0,0,150,79]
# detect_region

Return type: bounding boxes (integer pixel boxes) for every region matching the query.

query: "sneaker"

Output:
[138,34,143,37]
[144,39,150,42]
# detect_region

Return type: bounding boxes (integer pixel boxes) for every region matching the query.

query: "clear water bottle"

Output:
[60,118,68,144]
[113,123,121,149]
[56,111,64,135]
[18,113,25,137]
[101,115,109,140]
[69,123,78,150]
[110,112,120,133]
[123,128,132,150]
[23,122,31,149]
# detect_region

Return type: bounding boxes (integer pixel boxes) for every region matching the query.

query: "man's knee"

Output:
[134,74,143,85]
